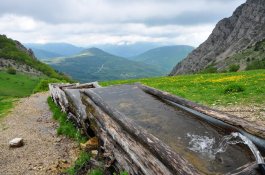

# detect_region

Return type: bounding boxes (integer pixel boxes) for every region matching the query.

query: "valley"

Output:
[1,0,265,174]
[27,44,193,82]
[44,47,167,82]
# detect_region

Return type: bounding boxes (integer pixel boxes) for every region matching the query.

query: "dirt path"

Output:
[0,92,79,175]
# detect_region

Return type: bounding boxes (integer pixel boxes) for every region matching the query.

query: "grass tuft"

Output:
[224,84,245,94]
[47,97,87,143]
[66,151,91,175]
[0,97,16,119]
[89,168,104,175]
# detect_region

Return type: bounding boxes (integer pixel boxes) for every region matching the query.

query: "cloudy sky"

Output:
[0,0,245,47]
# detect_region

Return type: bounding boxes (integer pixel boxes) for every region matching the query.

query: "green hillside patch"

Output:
[101,70,265,106]
[0,71,40,97]
[0,35,71,82]
[0,71,41,118]
[0,97,16,119]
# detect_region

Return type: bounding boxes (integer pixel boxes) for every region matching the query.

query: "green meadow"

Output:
[101,70,265,106]
[0,71,41,118]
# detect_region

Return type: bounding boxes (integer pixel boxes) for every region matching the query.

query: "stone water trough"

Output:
[49,82,265,175]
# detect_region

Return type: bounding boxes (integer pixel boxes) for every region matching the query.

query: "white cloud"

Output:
[0,0,245,46]
[0,14,215,46]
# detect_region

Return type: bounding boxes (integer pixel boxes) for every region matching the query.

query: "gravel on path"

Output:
[0,92,79,175]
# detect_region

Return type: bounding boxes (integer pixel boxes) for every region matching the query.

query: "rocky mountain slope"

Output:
[170,0,265,75]
[0,35,70,81]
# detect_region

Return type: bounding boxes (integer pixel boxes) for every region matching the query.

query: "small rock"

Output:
[80,137,98,150]
[9,138,24,148]
[61,159,67,163]
[56,138,62,142]
[91,150,98,156]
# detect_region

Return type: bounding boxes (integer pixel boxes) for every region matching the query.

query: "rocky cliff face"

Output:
[170,0,265,75]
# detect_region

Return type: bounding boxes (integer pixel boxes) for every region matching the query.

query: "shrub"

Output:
[200,66,217,74]
[246,60,265,70]
[229,64,240,72]
[224,84,245,94]
[246,57,251,62]
[6,67,16,75]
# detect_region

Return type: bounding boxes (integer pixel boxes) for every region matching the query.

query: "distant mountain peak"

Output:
[81,47,104,53]
[80,47,117,58]
[24,43,84,58]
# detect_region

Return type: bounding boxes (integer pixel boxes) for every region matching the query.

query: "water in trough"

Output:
[91,85,263,174]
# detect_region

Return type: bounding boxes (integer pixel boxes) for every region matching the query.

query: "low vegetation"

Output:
[0,97,16,119]
[48,96,91,174]
[0,71,40,97]
[200,65,217,74]
[6,66,16,75]
[246,58,265,70]
[33,78,67,93]
[228,64,240,72]
[66,151,91,175]
[101,70,265,106]
[47,98,130,175]
[0,70,41,118]
[227,39,265,71]
[47,97,87,143]
[223,83,245,94]
[89,169,104,175]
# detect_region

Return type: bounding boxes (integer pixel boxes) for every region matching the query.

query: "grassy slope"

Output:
[0,97,16,119]
[0,71,41,97]
[0,35,73,118]
[0,35,71,81]
[101,70,265,106]
[0,71,41,118]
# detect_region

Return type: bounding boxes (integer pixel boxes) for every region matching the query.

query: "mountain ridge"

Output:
[45,47,164,82]
[170,0,265,75]
[132,45,193,73]
[25,43,84,57]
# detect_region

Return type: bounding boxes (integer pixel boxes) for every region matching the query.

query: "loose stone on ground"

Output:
[0,92,80,175]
